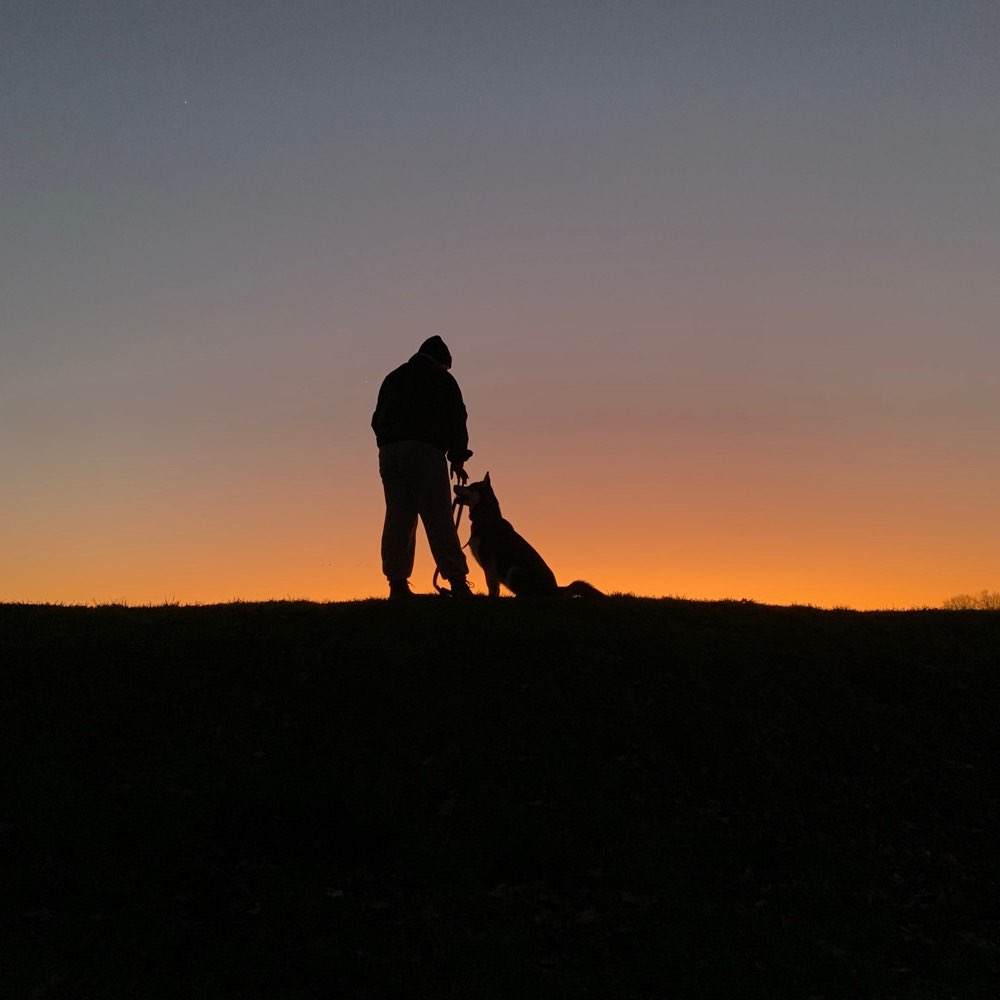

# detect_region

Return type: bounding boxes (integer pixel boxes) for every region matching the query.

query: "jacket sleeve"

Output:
[445,376,472,465]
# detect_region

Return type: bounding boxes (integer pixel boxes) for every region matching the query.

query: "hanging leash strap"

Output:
[432,496,465,595]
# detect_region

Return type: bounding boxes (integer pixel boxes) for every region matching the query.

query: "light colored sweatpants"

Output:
[378,440,469,582]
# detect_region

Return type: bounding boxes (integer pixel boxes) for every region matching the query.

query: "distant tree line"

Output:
[943,590,1000,610]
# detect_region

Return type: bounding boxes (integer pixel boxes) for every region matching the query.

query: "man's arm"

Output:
[445,376,472,482]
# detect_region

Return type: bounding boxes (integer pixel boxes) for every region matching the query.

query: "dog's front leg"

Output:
[485,568,501,598]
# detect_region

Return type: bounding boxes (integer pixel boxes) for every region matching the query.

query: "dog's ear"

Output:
[484,471,491,484]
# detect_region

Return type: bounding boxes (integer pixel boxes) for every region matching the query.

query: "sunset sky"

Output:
[3,1,998,609]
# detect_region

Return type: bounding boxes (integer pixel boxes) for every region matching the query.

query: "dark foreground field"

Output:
[2,598,999,999]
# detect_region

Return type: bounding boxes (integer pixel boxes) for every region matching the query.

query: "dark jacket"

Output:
[371,354,471,464]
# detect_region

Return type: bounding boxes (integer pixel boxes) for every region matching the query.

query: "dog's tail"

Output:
[560,580,604,598]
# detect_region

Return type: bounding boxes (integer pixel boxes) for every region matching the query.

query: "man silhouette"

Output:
[371,336,473,599]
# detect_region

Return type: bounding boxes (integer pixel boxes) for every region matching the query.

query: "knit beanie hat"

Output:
[418,335,452,368]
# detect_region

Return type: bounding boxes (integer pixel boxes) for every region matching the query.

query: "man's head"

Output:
[417,335,452,370]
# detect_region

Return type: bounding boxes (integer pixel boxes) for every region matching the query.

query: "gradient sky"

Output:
[3,1,998,609]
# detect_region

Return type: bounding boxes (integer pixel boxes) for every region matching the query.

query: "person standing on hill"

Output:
[371,335,473,599]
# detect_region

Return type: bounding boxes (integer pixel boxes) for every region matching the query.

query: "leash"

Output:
[432,495,465,595]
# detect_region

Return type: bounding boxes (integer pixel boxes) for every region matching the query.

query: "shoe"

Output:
[388,579,412,600]
[446,578,473,597]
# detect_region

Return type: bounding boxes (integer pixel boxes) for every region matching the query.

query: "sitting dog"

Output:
[453,472,603,598]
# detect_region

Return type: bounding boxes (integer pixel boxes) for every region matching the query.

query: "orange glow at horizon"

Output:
[6,405,996,612]
[5,311,997,614]
[6,315,999,614]
[7,526,992,612]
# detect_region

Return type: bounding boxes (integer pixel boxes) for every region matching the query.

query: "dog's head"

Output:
[454,470,494,510]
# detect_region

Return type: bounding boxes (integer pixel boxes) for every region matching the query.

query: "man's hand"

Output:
[450,461,468,485]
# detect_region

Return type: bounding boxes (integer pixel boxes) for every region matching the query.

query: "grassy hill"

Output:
[2,597,998,998]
